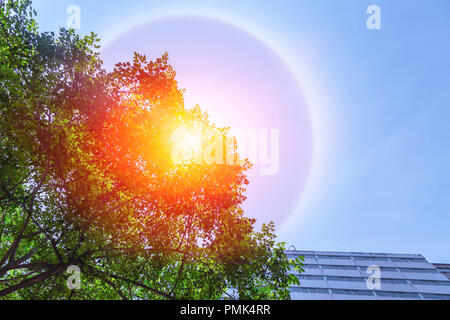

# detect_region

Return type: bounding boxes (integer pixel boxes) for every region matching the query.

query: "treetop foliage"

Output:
[0,0,302,300]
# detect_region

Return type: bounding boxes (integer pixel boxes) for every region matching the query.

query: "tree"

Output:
[0,0,303,300]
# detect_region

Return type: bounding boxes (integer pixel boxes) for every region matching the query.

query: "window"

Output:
[317,255,351,260]
[331,289,374,296]
[331,289,349,295]
[376,291,397,297]
[375,291,420,298]
[353,290,375,296]
[381,279,409,284]
[322,265,359,270]
[410,280,450,286]
[291,287,329,294]
[298,275,325,281]
[353,256,388,261]
[422,293,450,300]
[309,288,329,294]
[399,268,437,273]
[390,257,403,262]
[303,264,321,269]
[379,267,398,272]
[326,276,365,282]
[397,292,420,298]
[390,257,427,262]
[291,287,308,293]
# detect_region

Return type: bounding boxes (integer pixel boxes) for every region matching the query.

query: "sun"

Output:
[171,124,203,164]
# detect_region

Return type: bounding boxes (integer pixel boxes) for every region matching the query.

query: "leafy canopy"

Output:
[0,0,303,300]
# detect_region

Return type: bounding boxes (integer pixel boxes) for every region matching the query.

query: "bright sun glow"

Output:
[171,125,204,164]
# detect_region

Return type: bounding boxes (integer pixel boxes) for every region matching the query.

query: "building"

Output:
[433,264,450,280]
[286,250,450,300]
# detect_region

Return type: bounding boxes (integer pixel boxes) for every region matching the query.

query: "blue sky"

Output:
[33,0,450,262]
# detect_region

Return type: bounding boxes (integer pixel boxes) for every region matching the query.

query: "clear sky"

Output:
[33,0,450,262]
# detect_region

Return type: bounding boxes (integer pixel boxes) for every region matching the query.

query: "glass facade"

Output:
[287,250,450,300]
[433,264,450,280]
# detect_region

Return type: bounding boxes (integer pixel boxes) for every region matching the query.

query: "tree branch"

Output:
[82,263,175,300]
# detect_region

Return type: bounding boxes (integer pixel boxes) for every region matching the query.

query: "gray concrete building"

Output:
[286,250,450,300]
